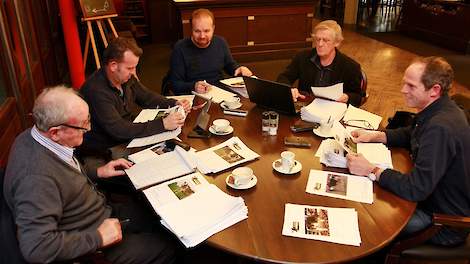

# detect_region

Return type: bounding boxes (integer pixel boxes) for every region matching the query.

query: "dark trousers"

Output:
[103,196,180,264]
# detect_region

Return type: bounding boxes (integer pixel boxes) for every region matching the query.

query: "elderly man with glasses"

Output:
[3,86,178,263]
[277,20,363,106]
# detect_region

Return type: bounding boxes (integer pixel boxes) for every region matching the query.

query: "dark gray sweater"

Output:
[3,129,111,263]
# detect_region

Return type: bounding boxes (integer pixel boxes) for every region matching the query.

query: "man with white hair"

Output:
[277,20,363,106]
[3,86,178,263]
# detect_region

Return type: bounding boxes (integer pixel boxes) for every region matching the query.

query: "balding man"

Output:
[347,57,470,246]
[168,8,253,95]
[4,86,177,263]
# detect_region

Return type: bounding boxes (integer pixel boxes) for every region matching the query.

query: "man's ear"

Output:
[48,127,61,142]
[108,61,118,72]
[429,84,442,98]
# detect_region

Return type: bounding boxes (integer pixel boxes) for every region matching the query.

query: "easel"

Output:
[82,14,118,71]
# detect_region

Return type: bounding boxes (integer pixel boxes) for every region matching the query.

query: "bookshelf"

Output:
[122,0,150,39]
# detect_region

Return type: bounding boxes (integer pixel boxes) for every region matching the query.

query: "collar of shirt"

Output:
[415,95,450,125]
[98,68,135,98]
[31,126,77,169]
[310,49,337,72]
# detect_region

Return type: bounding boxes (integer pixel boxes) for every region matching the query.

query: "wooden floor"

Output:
[240,29,470,128]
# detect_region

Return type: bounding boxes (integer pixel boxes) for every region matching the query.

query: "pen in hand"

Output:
[120,219,131,225]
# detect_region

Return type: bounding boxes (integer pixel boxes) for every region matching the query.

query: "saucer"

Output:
[272,159,302,174]
[220,101,242,110]
[209,125,234,135]
[313,128,334,138]
[226,174,257,190]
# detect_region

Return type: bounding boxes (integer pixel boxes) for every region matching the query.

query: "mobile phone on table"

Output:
[284,136,311,147]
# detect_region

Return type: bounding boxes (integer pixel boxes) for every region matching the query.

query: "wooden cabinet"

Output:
[122,0,150,39]
[400,0,470,53]
[172,0,319,61]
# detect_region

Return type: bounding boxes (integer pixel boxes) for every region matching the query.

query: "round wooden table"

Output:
[179,98,416,263]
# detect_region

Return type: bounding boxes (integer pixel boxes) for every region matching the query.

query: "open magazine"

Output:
[306,169,373,204]
[124,146,196,190]
[143,172,248,248]
[195,137,260,174]
[282,203,361,246]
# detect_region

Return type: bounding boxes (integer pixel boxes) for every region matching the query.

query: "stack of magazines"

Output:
[143,172,248,247]
[300,98,347,123]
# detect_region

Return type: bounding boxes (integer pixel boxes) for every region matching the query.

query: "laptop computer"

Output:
[243,76,305,115]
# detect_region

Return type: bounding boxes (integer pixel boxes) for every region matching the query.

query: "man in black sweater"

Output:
[277,20,363,106]
[347,57,470,246]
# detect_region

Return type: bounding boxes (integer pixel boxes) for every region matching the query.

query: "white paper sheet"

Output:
[300,98,347,123]
[357,143,393,169]
[127,127,181,148]
[167,95,195,108]
[192,85,238,103]
[306,169,373,204]
[311,83,343,101]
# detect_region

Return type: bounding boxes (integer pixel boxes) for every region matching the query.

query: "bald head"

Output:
[33,85,88,132]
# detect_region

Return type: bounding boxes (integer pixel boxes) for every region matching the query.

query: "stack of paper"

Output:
[357,143,393,169]
[315,139,347,168]
[282,203,361,246]
[125,146,197,190]
[306,170,373,204]
[300,98,347,123]
[343,105,382,130]
[195,137,259,174]
[311,83,343,101]
[220,77,249,98]
[144,172,248,248]
[192,85,238,103]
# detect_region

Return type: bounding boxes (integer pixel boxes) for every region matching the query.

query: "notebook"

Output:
[243,77,305,115]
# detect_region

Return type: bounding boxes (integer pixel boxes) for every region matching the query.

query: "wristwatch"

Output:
[368,166,381,181]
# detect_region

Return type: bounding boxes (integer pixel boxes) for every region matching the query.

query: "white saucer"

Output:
[209,125,234,135]
[220,101,242,110]
[272,159,302,174]
[313,128,334,138]
[226,174,257,190]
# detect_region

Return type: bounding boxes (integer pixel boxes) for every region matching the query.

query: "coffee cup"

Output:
[280,151,295,172]
[231,167,254,186]
[224,97,241,109]
[319,118,333,135]
[212,119,230,133]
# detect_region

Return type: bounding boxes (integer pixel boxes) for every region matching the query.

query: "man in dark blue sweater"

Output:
[346,57,470,246]
[169,8,253,95]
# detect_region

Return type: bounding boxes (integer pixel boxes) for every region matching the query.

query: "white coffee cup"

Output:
[224,97,241,109]
[280,151,295,172]
[319,118,333,135]
[212,119,230,133]
[231,167,254,186]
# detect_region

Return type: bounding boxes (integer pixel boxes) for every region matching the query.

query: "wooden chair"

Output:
[385,213,470,264]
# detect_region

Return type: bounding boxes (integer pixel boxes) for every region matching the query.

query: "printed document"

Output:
[192,85,238,103]
[144,177,248,248]
[300,98,347,123]
[311,83,343,101]
[195,137,259,174]
[357,143,393,169]
[282,203,361,246]
[125,146,197,190]
[331,121,357,154]
[220,77,249,98]
[127,127,181,148]
[306,169,373,204]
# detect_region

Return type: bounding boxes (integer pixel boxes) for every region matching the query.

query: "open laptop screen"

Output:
[243,77,302,115]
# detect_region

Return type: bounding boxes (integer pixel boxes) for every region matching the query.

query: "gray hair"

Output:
[33,85,83,131]
[313,20,344,43]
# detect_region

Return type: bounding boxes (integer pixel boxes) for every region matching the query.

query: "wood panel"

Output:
[0,98,22,167]
[173,0,318,60]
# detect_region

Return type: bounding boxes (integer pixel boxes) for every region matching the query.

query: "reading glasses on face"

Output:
[52,115,91,132]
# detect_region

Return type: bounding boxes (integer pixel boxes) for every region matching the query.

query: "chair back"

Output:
[360,69,368,105]
[161,71,174,96]
[0,167,27,263]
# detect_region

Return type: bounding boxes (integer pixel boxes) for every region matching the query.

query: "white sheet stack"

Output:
[300,98,347,123]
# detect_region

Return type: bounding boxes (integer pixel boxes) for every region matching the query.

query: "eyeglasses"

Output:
[313,37,333,44]
[343,119,374,130]
[59,123,90,132]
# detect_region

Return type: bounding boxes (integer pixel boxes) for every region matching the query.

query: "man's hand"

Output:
[97,218,122,248]
[163,111,185,130]
[234,66,253,77]
[336,93,349,103]
[346,153,375,176]
[97,158,133,178]
[291,88,306,102]
[194,81,211,93]
[350,129,387,143]
[176,99,191,114]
